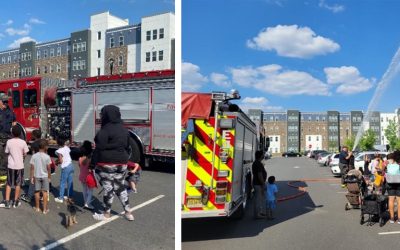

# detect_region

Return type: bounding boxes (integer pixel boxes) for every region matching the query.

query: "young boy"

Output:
[127,161,141,194]
[21,129,41,203]
[0,126,29,208]
[30,139,51,214]
[266,176,278,220]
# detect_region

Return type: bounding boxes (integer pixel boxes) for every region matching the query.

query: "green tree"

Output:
[359,129,376,151]
[344,135,355,151]
[384,120,400,151]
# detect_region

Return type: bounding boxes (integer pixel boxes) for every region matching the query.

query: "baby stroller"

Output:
[360,194,387,227]
[344,170,366,210]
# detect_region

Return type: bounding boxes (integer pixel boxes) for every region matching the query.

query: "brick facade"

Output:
[35,55,69,79]
[104,46,128,75]
[0,63,19,80]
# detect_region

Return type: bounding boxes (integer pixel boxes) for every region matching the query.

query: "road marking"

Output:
[293,166,300,169]
[40,195,165,250]
[378,231,400,235]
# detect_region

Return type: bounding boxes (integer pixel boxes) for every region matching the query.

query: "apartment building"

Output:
[258,109,400,154]
[0,11,175,80]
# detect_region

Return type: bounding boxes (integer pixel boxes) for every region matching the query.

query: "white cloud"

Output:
[210,73,231,87]
[230,64,331,96]
[246,25,340,58]
[29,18,46,24]
[8,36,36,48]
[319,0,345,13]
[240,96,284,112]
[3,20,13,26]
[324,66,375,94]
[182,62,208,91]
[242,96,268,105]
[5,23,31,36]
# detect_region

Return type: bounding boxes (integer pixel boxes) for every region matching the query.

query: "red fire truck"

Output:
[0,70,175,166]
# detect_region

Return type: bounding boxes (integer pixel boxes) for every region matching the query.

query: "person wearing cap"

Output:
[0,93,16,175]
[0,93,16,135]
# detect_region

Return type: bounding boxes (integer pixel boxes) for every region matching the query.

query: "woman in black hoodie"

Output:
[92,105,133,221]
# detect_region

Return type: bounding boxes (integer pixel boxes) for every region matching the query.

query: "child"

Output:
[127,161,141,194]
[266,176,278,220]
[21,129,41,203]
[30,139,51,214]
[0,125,29,208]
[54,138,74,203]
[79,140,94,210]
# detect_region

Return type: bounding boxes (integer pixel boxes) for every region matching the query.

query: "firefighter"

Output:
[0,93,16,175]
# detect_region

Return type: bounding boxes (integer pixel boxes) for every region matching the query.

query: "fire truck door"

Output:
[232,121,245,203]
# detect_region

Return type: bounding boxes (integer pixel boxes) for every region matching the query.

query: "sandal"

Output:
[43,209,50,215]
[33,207,41,213]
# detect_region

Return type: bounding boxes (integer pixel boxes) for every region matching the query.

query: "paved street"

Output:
[0,156,174,250]
[182,157,400,250]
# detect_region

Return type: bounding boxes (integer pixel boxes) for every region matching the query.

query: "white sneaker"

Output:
[54,197,63,203]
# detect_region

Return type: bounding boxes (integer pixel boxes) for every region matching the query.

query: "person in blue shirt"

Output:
[266,176,278,220]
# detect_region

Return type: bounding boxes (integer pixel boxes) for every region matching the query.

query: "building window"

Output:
[97,50,101,58]
[97,67,100,76]
[119,36,124,46]
[50,65,54,73]
[7,56,11,64]
[57,64,61,73]
[37,50,41,60]
[110,37,115,48]
[98,31,101,40]
[2,57,6,64]
[13,70,17,78]
[118,55,123,66]
[152,51,157,61]
[146,31,151,41]
[50,48,55,57]
[44,66,48,74]
[57,47,61,56]
[158,50,163,61]
[43,50,48,58]
[308,136,311,141]
[36,66,40,75]
[153,29,157,40]
[159,28,164,39]
[146,52,150,62]
[73,42,86,52]
[275,137,278,142]
[316,136,319,141]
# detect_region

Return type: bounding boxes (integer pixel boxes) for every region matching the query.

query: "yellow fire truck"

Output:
[181,91,267,219]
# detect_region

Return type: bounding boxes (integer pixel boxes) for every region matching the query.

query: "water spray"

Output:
[353,45,400,151]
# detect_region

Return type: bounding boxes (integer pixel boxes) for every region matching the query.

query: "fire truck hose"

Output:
[277,178,339,202]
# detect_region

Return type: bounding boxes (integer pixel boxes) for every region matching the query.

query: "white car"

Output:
[317,153,332,166]
[354,151,389,171]
[329,153,341,176]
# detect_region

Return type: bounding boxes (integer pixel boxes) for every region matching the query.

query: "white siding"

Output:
[305,135,323,151]
[127,43,141,72]
[380,113,398,145]
[90,12,128,76]
[140,13,174,71]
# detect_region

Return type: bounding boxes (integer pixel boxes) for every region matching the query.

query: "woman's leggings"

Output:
[96,165,130,213]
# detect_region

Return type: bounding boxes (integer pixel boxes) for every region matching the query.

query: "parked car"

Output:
[354,151,389,171]
[282,151,302,157]
[264,151,272,160]
[317,153,332,166]
[310,150,329,159]
[329,153,341,176]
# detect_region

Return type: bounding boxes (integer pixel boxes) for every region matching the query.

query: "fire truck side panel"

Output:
[71,92,96,143]
[231,120,244,205]
[152,88,174,152]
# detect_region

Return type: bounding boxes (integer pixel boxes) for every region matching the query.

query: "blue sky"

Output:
[182,0,400,113]
[0,0,173,49]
